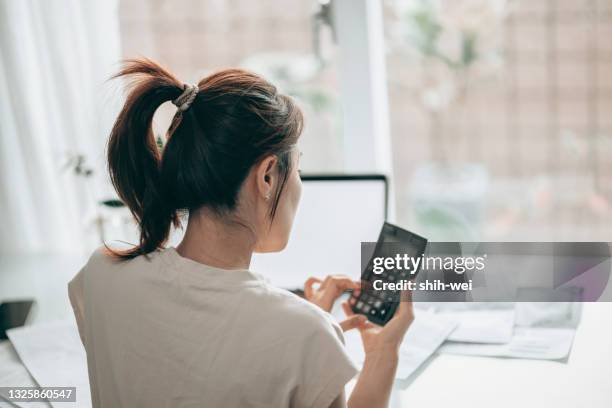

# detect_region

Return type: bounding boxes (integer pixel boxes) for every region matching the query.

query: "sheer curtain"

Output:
[0,0,122,254]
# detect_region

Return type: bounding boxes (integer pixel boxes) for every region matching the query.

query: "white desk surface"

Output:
[392,302,612,408]
[1,253,611,408]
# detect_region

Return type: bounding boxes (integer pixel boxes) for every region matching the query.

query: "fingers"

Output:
[336,277,361,291]
[399,287,413,303]
[360,320,379,331]
[341,301,355,317]
[318,276,361,308]
[349,286,361,306]
[303,277,322,300]
[305,276,359,296]
[339,315,367,332]
[392,290,415,329]
[322,276,361,293]
[342,302,378,336]
[396,290,414,317]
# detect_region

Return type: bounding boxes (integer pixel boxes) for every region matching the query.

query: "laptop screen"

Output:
[251,175,387,289]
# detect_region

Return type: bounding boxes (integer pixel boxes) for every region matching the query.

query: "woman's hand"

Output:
[304,275,360,312]
[304,276,366,332]
[344,292,414,408]
[342,290,414,355]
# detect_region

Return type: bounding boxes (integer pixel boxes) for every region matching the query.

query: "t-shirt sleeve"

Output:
[68,269,86,346]
[293,312,359,408]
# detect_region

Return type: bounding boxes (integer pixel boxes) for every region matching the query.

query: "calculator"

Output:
[350,222,427,325]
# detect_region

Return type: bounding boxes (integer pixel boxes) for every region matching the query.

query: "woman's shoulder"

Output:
[83,245,164,270]
[73,246,165,291]
[87,246,114,265]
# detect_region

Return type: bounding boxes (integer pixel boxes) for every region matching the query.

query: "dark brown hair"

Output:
[107,59,303,259]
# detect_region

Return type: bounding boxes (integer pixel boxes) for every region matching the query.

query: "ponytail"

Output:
[107,59,186,259]
[106,58,303,261]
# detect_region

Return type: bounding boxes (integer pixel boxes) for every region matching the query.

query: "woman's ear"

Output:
[256,155,278,201]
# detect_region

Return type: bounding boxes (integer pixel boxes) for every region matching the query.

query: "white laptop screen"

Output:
[251,175,387,289]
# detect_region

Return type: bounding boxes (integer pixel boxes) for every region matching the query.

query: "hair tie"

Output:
[172,84,198,112]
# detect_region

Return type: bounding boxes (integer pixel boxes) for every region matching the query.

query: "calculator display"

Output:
[351,222,427,325]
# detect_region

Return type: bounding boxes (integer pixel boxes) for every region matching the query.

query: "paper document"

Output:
[514,302,582,328]
[439,327,576,360]
[440,309,515,344]
[7,321,90,408]
[343,310,457,379]
[0,341,50,408]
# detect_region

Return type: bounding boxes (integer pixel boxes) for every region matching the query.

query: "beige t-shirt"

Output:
[68,247,358,408]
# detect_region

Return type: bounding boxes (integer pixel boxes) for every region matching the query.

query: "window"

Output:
[384,0,612,241]
[119,0,344,172]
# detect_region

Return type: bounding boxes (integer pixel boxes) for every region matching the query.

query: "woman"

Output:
[68,59,414,408]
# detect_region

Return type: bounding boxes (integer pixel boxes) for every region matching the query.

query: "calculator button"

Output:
[370,309,378,316]
[356,301,364,310]
[374,300,382,308]
[366,297,375,305]
[363,305,371,313]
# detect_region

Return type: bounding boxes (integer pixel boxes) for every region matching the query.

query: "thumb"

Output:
[339,314,367,332]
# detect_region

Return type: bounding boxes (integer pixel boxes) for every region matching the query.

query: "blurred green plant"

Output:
[289,87,335,113]
[402,0,494,71]
[63,152,125,208]
[63,153,94,178]
[156,134,165,151]
[240,53,338,115]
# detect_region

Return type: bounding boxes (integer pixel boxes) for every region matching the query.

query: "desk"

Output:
[2,254,611,408]
[392,302,612,408]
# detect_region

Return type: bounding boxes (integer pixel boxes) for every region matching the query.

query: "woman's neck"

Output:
[176,210,255,270]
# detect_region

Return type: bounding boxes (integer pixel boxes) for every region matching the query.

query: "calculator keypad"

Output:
[351,223,427,325]
[352,292,392,318]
